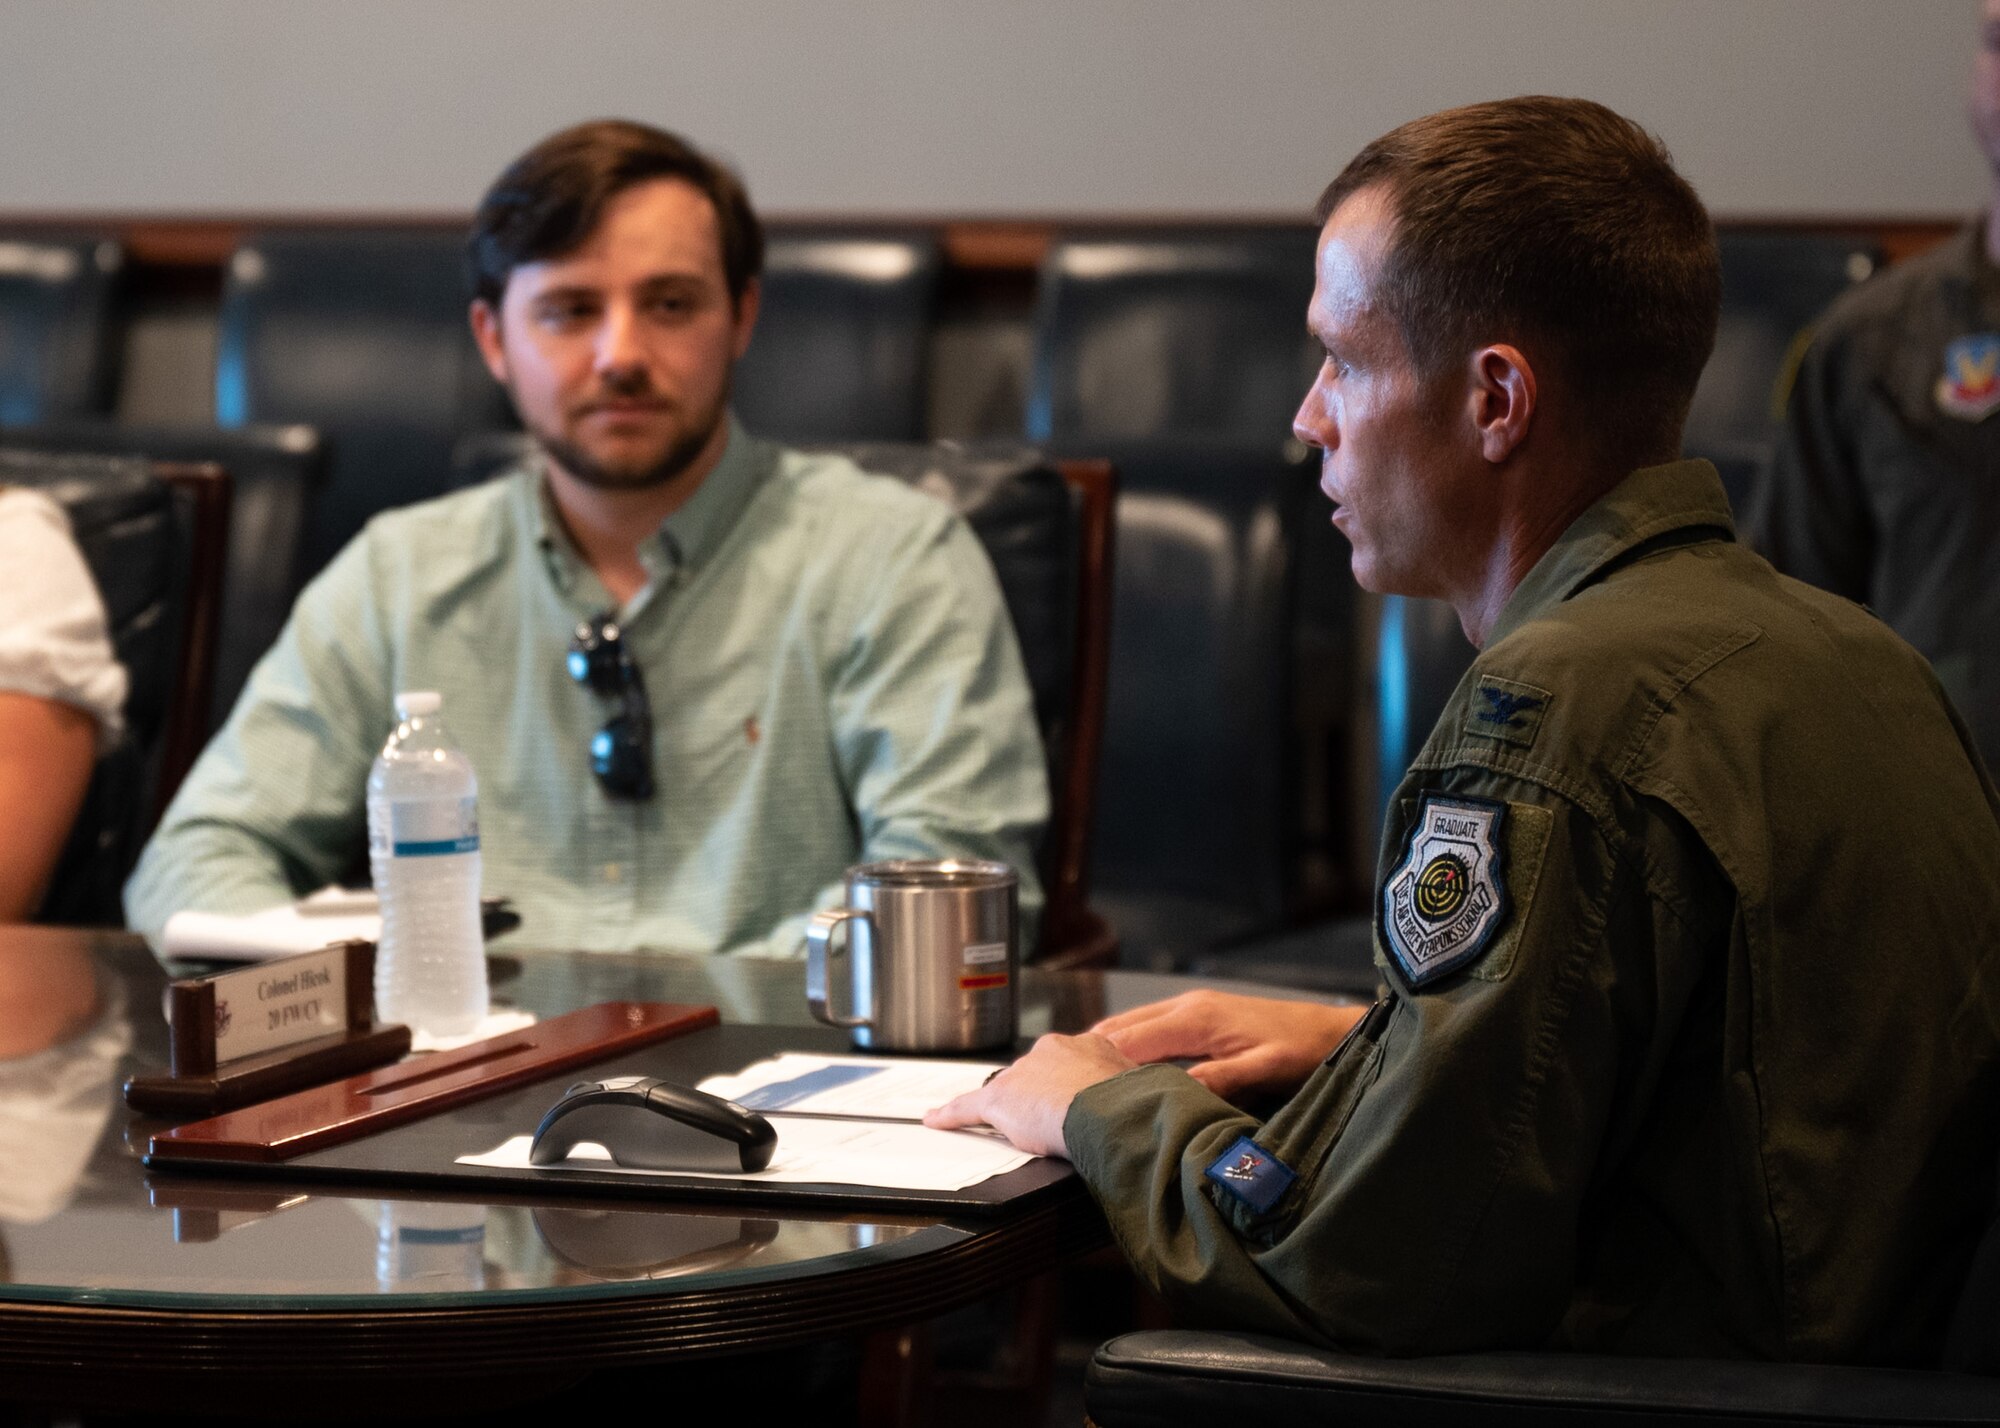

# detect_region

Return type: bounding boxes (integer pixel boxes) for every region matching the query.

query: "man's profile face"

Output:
[1971,0,2000,179]
[471,177,758,492]
[1292,186,1465,598]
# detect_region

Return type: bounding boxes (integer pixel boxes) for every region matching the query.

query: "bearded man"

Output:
[127,121,1047,956]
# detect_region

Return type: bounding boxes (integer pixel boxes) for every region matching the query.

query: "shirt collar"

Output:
[526,412,773,599]
[1484,459,1737,648]
[648,413,773,577]
[1961,217,2000,318]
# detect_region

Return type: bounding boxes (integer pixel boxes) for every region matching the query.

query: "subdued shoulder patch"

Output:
[1938,333,2000,422]
[1203,1136,1296,1215]
[1465,674,1553,749]
[1381,794,1511,988]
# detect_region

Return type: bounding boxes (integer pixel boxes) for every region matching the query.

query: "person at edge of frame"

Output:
[1755,0,2000,772]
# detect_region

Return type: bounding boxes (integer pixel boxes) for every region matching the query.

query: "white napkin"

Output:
[409,1008,538,1053]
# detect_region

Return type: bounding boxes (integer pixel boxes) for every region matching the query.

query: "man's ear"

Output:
[469,299,509,385]
[1470,344,1536,464]
[730,276,761,362]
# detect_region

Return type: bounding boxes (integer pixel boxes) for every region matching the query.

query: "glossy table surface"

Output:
[0,924,1342,1408]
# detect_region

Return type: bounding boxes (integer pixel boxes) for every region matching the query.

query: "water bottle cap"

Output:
[394,691,442,719]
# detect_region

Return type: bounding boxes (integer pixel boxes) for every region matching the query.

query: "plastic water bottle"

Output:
[375,1200,488,1293]
[367,691,488,1039]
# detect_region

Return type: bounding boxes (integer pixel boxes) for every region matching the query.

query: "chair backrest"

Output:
[1685,230,1882,514]
[1026,228,1319,444]
[449,431,1116,964]
[216,228,510,580]
[0,421,326,731]
[1351,593,1477,869]
[734,231,942,442]
[822,441,1115,965]
[0,235,126,424]
[1046,437,1318,962]
[2,452,229,922]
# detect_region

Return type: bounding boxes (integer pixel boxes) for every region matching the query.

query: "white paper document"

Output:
[458,1116,1033,1192]
[696,1053,1005,1122]
[161,888,381,962]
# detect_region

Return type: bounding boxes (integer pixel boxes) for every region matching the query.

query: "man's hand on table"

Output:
[924,1033,1136,1158]
[1093,990,1367,1102]
[923,992,1369,1157]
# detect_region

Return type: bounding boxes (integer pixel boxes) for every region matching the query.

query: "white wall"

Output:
[0,0,1985,219]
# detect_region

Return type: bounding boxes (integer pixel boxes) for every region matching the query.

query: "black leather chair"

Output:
[1184,588,1472,996]
[216,229,511,581]
[1038,437,1320,965]
[1686,230,1881,516]
[0,421,326,731]
[1025,228,1318,443]
[734,230,941,442]
[1084,1329,2000,1426]
[449,432,1116,964]
[3,452,229,924]
[0,234,126,424]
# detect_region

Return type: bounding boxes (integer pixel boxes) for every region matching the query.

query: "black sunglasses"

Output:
[566,612,655,800]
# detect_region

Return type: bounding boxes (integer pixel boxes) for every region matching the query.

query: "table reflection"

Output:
[0,927,130,1225]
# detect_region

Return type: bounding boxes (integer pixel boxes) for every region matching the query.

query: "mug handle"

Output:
[807,908,873,1029]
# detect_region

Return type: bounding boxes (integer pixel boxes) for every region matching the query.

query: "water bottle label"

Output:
[390,797,480,857]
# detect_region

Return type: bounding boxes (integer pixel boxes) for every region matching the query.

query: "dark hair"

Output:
[467,119,764,309]
[1316,96,1719,467]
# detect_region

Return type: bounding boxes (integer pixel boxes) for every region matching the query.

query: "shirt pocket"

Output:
[655,631,785,794]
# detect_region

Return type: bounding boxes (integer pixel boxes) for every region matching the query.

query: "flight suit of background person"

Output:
[125,120,1049,955]
[1756,0,2000,768]
[931,96,2000,1364]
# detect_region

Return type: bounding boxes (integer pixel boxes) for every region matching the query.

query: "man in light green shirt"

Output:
[125,120,1046,955]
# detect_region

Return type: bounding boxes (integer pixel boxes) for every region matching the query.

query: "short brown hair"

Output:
[1317,96,1719,467]
[468,119,764,309]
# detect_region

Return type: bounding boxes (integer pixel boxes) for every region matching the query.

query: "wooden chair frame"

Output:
[149,460,231,830]
[1037,458,1117,969]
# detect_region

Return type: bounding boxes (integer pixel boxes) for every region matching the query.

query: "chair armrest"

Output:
[1085,1330,2000,1427]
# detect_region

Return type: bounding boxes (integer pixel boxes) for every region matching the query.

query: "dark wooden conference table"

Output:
[0,924,1348,1420]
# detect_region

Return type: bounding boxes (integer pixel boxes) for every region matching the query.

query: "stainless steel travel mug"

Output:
[805,859,1019,1052]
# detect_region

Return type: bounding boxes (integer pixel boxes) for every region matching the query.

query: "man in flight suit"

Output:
[930,96,2000,1363]
[1756,0,2000,768]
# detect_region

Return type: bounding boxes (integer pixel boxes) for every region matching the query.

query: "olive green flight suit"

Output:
[1067,460,2000,1364]
[1757,222,2000,767]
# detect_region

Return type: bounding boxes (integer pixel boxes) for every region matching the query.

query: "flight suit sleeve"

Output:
[1065,768,1710,1354]
[1753,326,1877,603]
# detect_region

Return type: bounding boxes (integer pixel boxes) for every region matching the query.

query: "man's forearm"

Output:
[123,817,310,942]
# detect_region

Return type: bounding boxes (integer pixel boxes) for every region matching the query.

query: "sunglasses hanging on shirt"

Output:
[566,612,655,800]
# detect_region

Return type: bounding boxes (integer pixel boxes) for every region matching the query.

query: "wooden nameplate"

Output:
[125,941,409,1118]
[146,1001,718,1166]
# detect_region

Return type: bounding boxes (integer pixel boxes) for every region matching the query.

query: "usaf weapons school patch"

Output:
[1204,1136,1296,1215]
[1938,333,2000,422]
[1382,794,1511,988]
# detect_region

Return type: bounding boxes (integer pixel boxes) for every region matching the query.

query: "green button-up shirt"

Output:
[125,419,1049,957]
[1067,460,2000,1364]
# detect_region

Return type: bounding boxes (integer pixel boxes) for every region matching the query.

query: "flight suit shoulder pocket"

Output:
[1466,801,1553,983]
